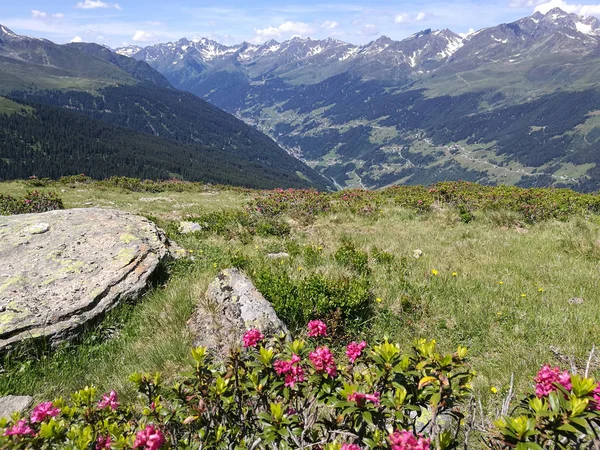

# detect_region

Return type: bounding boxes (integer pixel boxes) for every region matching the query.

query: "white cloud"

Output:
[459,28,476,37]
[361,23,379,36]
[394,11,429,23]
[533,0,600,15]
[31,10,47,18]
[53,13,65,18]
[132,30,157,42]
[71,36,83,42]
[321,20,339,29]
[75,0,122,10]
[146,21,161,26]
[254,21,313,39]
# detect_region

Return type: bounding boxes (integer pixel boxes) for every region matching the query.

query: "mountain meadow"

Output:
[1,178,600,448]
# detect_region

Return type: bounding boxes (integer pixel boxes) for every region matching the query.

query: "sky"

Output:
[2,0,600,48]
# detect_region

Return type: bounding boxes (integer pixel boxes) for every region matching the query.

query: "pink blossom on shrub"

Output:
[284,365,306,388]
[274,354,305,387]
[242,328,264,348]
[346,341,367,363]
[347,391,380,406]
[341,444,361,450]
[534,365,572,397]
[133,425,165,450]
[3,419,35,436]
[96,434,112,449]
[30,401,61,423]
[307,320,327,337]
[98,390,119,410]
[593,383,600,410]
[309,346,337,377]
[389,430,430,450]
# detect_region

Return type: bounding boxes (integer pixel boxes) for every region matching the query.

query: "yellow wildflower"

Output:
[498,281,503,285]
[431,269,439,276]
[490,387,498,394]
[521,293,526,297]
[376,297,382,303]
[452,272,458,277]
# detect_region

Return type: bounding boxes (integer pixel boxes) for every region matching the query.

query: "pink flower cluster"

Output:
[96,434,112,449]
[242,328,265,348]
[98,390,119,410]
[274,354,306,388]
[341,444,361,450]
[346,341,367,363]
[593,384,600,411]
[348,391,380,406]
[389,430,430,450]
[534,365,572,397]
[3,419,34,437]
[30,402,61,423]
[307,320,327,337]
[309,346,337,377]
[133,425,165,450]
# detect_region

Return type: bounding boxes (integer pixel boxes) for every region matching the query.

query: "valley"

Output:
[119,7,600,192]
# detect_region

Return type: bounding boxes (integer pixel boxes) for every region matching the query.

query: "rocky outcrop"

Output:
[0,208,178,352]
[188,268,289,358]
[0,395,33,420]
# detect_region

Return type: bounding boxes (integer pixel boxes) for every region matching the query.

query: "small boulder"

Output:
[188,268,289,358]
[179,221,203,234]
[267,252,290,259]
[0,395,33,420]
[568,297,585,305]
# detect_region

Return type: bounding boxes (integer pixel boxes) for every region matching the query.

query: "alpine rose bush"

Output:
[492,364,600,448]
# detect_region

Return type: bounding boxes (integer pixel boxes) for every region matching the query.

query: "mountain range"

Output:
[0,25,329,189]
[117,7,600,191]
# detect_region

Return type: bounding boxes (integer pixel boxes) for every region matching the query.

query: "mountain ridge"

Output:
[0,25,330,190]
[115,7,600,191]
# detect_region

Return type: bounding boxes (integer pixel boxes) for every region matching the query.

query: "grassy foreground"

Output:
[1,179,599,421]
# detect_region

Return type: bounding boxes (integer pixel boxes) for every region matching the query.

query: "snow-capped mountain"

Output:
[113,8,600,191]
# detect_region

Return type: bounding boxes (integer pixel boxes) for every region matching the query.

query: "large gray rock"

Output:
[0,395,33,420]
[0,208,178,351]
[188,268,289,358]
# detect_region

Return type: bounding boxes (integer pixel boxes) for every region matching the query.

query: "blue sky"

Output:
[2,0,600,48]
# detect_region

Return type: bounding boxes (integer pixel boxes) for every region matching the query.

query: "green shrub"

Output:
[0,190,64,216]
[251,267,372,335]
[334,240,371,276]
[0,331,473,450]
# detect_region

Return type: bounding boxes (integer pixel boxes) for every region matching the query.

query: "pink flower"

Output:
[242,328,265,348]
[273,354,305,388]
[347,391,380,406]
[346,341,367,363]
[309,346,337,377]
[389,430,430,450]
[307,320,327,337]
[591,383,600,411]
[30,402,61,423]
[98,390,119,410]
[341,444,361,450]
[3,419,35,436]
[534,365,572,397]
[133,425,166,450]
[96,434,112,449]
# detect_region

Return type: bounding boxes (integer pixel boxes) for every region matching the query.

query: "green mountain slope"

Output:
[0,26,329,190]
[123,8,600,191]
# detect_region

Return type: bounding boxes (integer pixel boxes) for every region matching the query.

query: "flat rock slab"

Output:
[0,395,33,420]
[188,268,289,358]
[0,208,176,351]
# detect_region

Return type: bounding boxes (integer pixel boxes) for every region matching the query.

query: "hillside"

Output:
[1,179,599,447]
[0,26,329,190]
[120,8,600,191]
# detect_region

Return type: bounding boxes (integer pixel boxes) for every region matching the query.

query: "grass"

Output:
[1,180,600,420]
